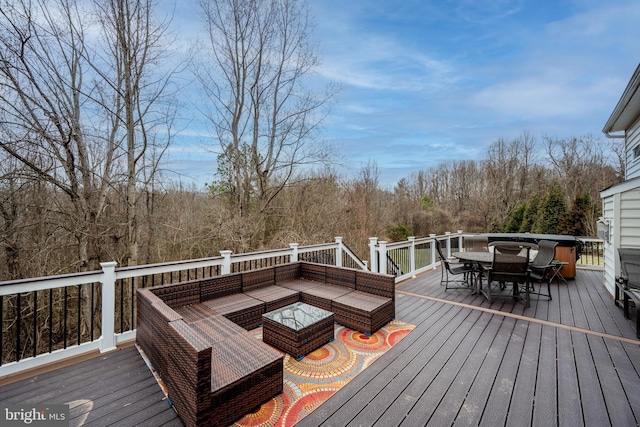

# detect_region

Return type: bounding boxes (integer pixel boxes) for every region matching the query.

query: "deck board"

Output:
[300,267,640,427]
[1,267,638,427]
[0,345,179,427]
[556,328,584,427]
[505,321,540,427]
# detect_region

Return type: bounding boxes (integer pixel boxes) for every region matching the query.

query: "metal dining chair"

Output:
[528,240,558,300]
[481,247,531,307]
[617,247,640,338]
[435,239,474,290]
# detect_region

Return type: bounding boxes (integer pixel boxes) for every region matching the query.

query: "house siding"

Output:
[620,191,640,245]
[626,115,640,179]
[601,183,640,296]
[601,194,617,296]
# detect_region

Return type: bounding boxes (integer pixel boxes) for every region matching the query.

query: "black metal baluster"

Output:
[48,289,53,353]
[130,278,134,331]
[16,293,21,362]
[33,291,37,358]
[120,279,124,333]
[91,283,95,341]
[63,287,68,349]
[77,285,82,345]
[0,295,3,366]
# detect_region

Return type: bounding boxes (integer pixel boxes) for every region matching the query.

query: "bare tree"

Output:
[0,0,114,271]
[196,0,335,246]
[544,135,620,204]
[91,0,178,266]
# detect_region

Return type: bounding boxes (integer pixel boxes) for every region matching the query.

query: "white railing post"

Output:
[430,234,437,269]
[379,241,388,275]
[335,237,343,267]
[458,230,464,252]
[290,243,299,262]
[408,236,416,276]
[100,261,118,353]
[445,232,452,259]
[369,237,378,273]
[220,250,232,274]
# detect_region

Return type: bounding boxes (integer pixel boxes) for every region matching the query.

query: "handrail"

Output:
[372,232,604,281]
[0,237,364,378]
[0,233,603,378]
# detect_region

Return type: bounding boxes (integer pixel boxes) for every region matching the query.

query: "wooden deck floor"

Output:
[1,268,639,426]
[300,268,640,427]
[0,344,182,426]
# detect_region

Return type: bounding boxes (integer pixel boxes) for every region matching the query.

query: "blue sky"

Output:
[165,0,640,189]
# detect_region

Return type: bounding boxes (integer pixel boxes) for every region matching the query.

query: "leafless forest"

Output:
[0,0,623,282]
[0,0,625,365]
[0,131,622,281]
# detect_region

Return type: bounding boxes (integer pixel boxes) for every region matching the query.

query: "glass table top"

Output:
[262,302,333,331]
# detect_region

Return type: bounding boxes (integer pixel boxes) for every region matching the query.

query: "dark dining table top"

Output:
[452,251,528,264]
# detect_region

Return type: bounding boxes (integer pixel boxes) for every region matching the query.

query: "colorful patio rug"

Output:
[137,320,414,427]
[235,320,414,427]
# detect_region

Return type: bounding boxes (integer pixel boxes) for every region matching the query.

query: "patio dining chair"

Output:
[481,247,531,307]
[528,240,559,300]
[464,235,489,252]
[617,247,640,338]
[435,239,474,290]
[489,241,536,256]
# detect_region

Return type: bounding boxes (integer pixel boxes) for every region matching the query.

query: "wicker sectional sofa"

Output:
[136,262,395,427]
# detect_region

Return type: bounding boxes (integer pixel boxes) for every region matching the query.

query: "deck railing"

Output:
[0,237,364,378]
[0,233,603,378]
[371,232,605,281]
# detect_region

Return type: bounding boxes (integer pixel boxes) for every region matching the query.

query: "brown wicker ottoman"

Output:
[209,331,283,427]
[300,283,353,311]
[262,302,335,360]
[332,291,394,335]
[203,293,265,330]
[243,285,301,312]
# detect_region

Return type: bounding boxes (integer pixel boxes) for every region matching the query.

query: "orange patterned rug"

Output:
[234,320,415,427]
[137,320,414,427]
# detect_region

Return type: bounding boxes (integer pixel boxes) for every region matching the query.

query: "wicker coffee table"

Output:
[262,302,335,359]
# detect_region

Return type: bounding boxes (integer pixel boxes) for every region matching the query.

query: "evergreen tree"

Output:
[534,182,567,234]
[519,195,540,233]
[561,193,592,236]
[504,203,526,233]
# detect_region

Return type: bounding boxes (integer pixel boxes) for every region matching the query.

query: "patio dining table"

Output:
[452,251,491,293]
[452,251,529,296]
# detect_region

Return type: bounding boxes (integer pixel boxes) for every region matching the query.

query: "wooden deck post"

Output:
[100,261,118,353]
[335,237,343,267]
[369,238,378,273]
[408,236,416,276]
[378,241,388,275]
[220,250,232,274]
[290,243,299,262]
[429,234,437,268]
[445,232,452,259]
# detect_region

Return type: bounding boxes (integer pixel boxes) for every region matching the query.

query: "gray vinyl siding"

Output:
[601,194,616,296]
[626,116,640,179]
[601,182,640,296]
[619,189,640,246]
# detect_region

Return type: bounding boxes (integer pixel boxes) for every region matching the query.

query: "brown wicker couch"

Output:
[136,262,395,427]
